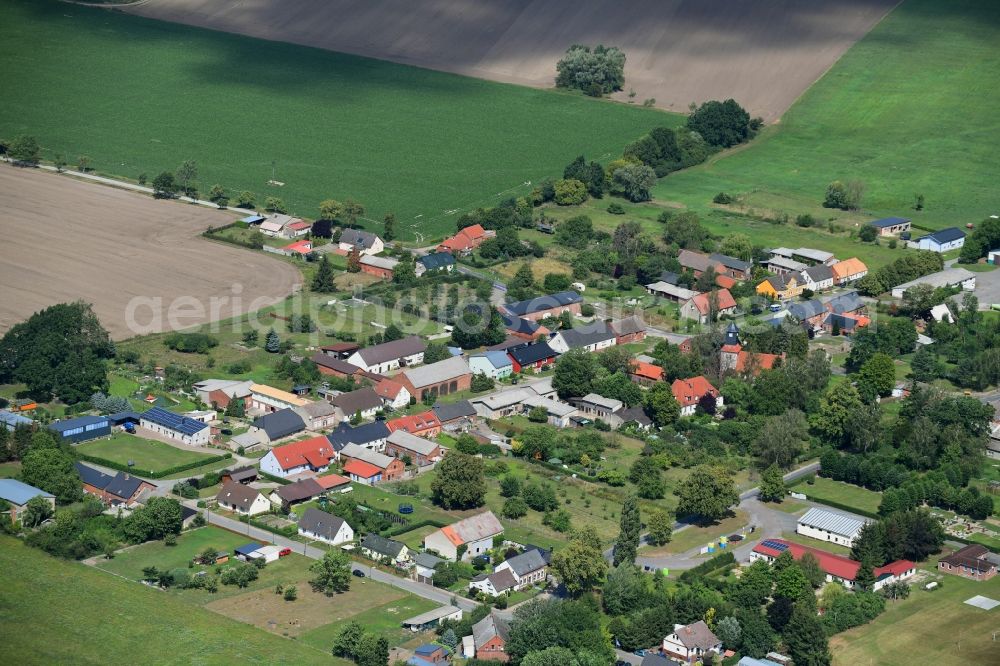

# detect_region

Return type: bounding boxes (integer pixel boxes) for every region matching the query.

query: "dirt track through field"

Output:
[0,167,300,339]
[125,0,898,122]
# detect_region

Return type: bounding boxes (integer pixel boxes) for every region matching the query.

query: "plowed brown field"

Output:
[0,168,300,339]
[125,0,898,121]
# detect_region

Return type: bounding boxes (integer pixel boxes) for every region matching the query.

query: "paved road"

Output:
[191,502,479,612]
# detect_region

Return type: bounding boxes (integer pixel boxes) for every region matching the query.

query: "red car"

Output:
[278,547,292,557]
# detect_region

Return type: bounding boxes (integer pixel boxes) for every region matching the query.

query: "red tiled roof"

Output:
[315,474,350,489]
[387,410,441,433]
[283,240,312,254]
[287,221,312,231]
[735,350,781,373]
[374,379,406,400]
[671,376,719,407]
[753,539,914,582]
[688,289,737,315]
[721,344,742,354]
[343,459,382,479]
[270,436,334,471]
[439,224,488,252]
[715,275,737,289]
[630,361,664,381]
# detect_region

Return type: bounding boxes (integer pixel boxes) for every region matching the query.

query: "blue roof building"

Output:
[868,217,911,235]
[48,415,111,443]
[0,478,54,507]
[140,407,210,445]
[417,253,456,273]
[469,350,514,380]
[0,409,33,431]
[916,227,966,253]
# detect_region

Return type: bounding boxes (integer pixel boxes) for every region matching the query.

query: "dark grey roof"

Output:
[472,613,510,649]
[251,408,306,440]
[826,313,864,332]
[75,461,113,489]
[825,291,864,314]
[298,507,347,541]
[418,253,455,270]
[275,478,324,503]
[225,466,258,482]
[922,226,966,244]
[311,353,362,375]
[486,568,519,592]
[340,228,380,249]
[75,462,147,501]
[787,299,826,320]
[413,552,444,569]
[326,420,390,450]
[501,549,547,577]
[361,533,406,558]
[556,321,616,349]
[501,312,542,336]
[659,271,680,285]
[870,216,910,228]
[487,335,531,352]
[433,400,477,423]
[503,291,582,317]
[106,411,141,424]
[355,336,427,365]
[610,316,646,337]
[802,264,834,283]
[49,415,108,433]
[641,655,673,666]
[330,387,383,415]
[678,249,716,273]
[709,252,751,272]
[618,406,653,427]
[507,341,557,365]
[216,482,264,511]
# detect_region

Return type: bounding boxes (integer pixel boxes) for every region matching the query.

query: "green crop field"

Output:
[77,433,215,472]
[0,536,331,664]
[653,0,1000,232]
[0,0,675,241]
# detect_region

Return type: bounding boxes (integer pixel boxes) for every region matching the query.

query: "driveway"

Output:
[968,266,1000,309]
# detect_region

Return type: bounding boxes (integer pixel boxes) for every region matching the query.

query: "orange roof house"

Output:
[282,239,313,255]
[681,288,738,323]
[671,376,721,415]
[831,258,868,284]
[630,361,664,385]
[386,410,441,438]
[438,224,494,254]
[261,435,335,477]
[342,458,383,480]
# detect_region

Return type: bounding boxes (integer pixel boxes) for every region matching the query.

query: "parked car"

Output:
[728,534,744,542]
[278,547,292,557]
[352,569,366,578]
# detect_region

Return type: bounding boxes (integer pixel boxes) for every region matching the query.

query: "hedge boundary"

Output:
[384,517,448,539]
[678,551,736,583]
[78,452,231,480]
[259,470,293,486]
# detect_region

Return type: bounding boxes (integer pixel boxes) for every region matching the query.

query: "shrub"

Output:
[607,202,625,215]
[553,179,589,206]
[555,44,626,96]
[713,192,734,205]
[795,214,815,227]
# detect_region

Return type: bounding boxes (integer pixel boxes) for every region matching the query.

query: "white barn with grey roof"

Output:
[495,548,548,588]
[796,507,871,547]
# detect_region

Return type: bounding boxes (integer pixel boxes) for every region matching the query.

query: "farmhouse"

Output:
[319,341,362,359]
[824,291,866,315]
[501,291,583,322]
[250,408,306,443]
[681,289,738,323]
[671,376,722,417]
[750,538,916,591]
[869,217,911,236]
[630,360,664,386]
[249,383,310,414]
[339,228,384,255]
[0,479,54,524]
[709,252,753,279]
[326,420,390,453]
[663,621,722,664]
[799,264,835,291]
[328,387,383,423]
[507,341,558,373]
[573,394,625,428]
[373,378,411,409]
[193,379,253,409]
[424,510,504,561]
[787,300,828,330]
[385,430,443,465]
[756,274,803,301]
[831,257,868,285]
[468,351,514,380]
[611,316,647,344]
[215,482,270,516]
[494,548,548,588]
[339,443,405,484]
[387,411,441,438]
[347,336,427,374]
[437,224,493,255]
[548,320,617,353]
[471,613,510,662]
[937,544,997,581]
[359,254,399,279]
[677,249,718,277]
[49,415,111,444]
[293,400,340,430]
[139,407,210,446]
[796,507,871,547]
[470,568,519,597]
[398,356,472,402]
[361,533,410,564]
[646,281,699,302]
[890,267,977,298]
[416,252,455,276]
[499,311,549,341]
[916,226,966,253]
[259,435,336,478]
[433,400,478,431]
[75,462,155,506]
[297,507,354,546]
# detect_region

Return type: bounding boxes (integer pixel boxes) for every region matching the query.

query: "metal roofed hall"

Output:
[891,267,976,294]
[578,393,624,411]
[798,507,870,539]
[402,605,462,628]
[502,291,582,317]
[869,216,910,228]
[401,356,470,389]
[386,429,439,456]
[919,226,966,244]
[0,478,54,505]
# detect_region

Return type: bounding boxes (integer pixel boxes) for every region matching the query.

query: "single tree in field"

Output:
[309,550,352,595]
[8,135,40,165]
[347,247,362,273]
[550,527,607,596]
[646,509,673,546]
[383,212,396,241]
[175,160,198,197]
[76,155,91,172]
[208,184,229,208]
[311,255,337,293]
[264,328,280,353]
[235,190,257,209]
[757,465,786,503]
[343,199,365,226]
[319,199,343,221]
[431,452,486,509]
[151,171,177,199]
[612,494,641,566]
[675,466,738,524]
[264,196,286,213]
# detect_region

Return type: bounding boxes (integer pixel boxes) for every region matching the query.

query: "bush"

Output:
[164,332,218,354]
[713,192,734,205]
[553,179,589,206]
[607,202,625,215]
[555,44,626,96]
[795,214,815,228]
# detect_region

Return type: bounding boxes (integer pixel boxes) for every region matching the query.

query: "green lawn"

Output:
[0,461,21,478]
[829,561,1000,665]
[97,525,252,581]
[0,0,675,241]
[299,594,439,652]
[795,477,883,516]
[76,433,216,473]
[0,536,331,665]
[779,531,852,557]
[640,510,750,557]
[652,0,1000,232]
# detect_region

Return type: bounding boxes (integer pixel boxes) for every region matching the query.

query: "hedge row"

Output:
[678,551,736,583]
[259,470,293,486]
[384,517,448,539]
[796,493,879,520]
[237,513,298,538]
[78,452,231,480]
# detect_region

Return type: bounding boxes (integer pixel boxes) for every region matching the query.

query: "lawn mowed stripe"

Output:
[0,0,674,240]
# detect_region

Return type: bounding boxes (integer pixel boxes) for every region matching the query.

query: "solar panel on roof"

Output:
[143,407,207,436]
[761,539,788,551]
